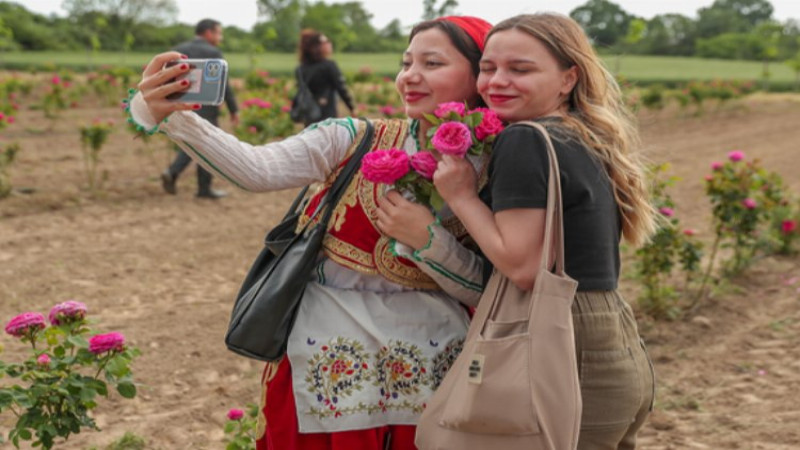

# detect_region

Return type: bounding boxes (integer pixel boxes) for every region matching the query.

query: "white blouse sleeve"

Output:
[128,92,359,192]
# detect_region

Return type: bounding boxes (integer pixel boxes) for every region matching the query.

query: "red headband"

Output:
[437,16,492,52]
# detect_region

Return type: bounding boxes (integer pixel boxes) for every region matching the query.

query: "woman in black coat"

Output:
[294,29,355,125]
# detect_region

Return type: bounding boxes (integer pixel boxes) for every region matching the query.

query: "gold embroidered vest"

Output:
[297,119,473,290]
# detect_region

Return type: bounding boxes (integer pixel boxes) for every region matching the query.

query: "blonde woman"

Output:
[434,13,657,449]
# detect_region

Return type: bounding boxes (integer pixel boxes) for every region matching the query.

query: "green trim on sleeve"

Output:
[181,141,250,191]
[411,218,440,262]
[300,117,357,141]
[123,88,167,135]
[424,260,483,292]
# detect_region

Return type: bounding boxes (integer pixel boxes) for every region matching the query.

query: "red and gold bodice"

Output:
[296,119,473,290]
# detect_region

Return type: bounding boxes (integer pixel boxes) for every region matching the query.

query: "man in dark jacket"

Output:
[161,18,238,199]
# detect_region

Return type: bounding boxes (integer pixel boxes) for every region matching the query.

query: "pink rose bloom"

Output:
[659,207,674,217]
[258,99,272,109]
[361,149,410,184]
[89,332,126,354]
[728,150,744,162]
[379,105,396,116]
[5,312,46,338]
[782,220,797,235]
[49,300,88,325]
[683,229,697,236]
[471,108,504,141]
[742,198,757,209]
[434,102,466,118]
[248,126,258,134]
[281,104,291,113]
[51,75,61,85]
[0,112,4,120]
[410,152,438,180]
[432,122,472,157]
[711,162,723,171]
[37,354,51,366]
[704,175,713,182]
[6,116,14,124]
[227,408,245,421]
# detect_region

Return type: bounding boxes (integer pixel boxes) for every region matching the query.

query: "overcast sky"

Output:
[21,0,800,30]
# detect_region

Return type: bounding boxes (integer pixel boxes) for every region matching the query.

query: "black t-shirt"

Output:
[484,119,621,291]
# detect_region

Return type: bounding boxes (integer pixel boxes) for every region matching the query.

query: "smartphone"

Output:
[165,58,228,105]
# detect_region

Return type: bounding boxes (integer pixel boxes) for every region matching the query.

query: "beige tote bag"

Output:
[416,121,582,450]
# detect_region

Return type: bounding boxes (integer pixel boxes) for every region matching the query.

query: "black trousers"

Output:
[167,148,213,193]
[166,115,218,194]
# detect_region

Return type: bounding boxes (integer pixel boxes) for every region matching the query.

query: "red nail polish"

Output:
[192,104,201,110]
[181,79,189,86]
[180,63,188,70]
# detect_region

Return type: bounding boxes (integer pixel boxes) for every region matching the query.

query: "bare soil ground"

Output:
[2,95,800,449]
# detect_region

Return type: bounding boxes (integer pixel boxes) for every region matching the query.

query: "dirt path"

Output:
[2,96,800,449]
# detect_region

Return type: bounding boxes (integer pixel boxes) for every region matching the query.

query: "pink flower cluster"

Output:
[410,152,438,180]
[4,312,46,338]
[430,104,504,158]
[380,105,398,117]
[471,107,504,141]
[242,98,273,109]
[89,332,126,354]
[0,112,15,125]
[782,220,797,235]
[432,122,472,157]
[728,150,745,162]
[361,149,410,184]
[37,354,51,366]
[49,300,88,325]
[741,198,757,210]
[227,408,245,420]
[659,207,674,217]
[434,102,466,118]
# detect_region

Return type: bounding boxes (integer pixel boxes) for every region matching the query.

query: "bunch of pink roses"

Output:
[1,301,139,449]
[360,102,503,210]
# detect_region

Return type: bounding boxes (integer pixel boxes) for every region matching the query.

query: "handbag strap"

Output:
[305,119,375,231]
[295,65,312,92]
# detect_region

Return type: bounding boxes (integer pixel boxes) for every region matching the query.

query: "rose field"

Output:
[1,69,800,449]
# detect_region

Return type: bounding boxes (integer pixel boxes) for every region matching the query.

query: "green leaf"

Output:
[223,422,237,433]
[18,428,32,440]
[117,382,137,399]
[422,113,439,125]
[105,357,129,378]
[80,387,97,403]
[66,335,89,348]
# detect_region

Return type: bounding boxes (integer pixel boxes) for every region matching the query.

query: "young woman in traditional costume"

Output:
[129,16,492,450]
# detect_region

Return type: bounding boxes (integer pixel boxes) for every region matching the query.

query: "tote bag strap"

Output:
[515,120,567,277]
[470,120,568,335]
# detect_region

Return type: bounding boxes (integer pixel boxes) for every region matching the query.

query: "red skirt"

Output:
[255,358,418,450]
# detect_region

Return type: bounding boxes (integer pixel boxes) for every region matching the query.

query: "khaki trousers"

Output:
[572,291,655,450]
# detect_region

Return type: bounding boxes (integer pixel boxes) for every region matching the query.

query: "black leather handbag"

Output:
[225,120,375,361]
[290,66,323,124]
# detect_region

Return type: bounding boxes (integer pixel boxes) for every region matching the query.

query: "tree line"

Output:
[0,0,798,63]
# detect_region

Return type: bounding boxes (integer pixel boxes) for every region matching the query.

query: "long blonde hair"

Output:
[488,13,656,246]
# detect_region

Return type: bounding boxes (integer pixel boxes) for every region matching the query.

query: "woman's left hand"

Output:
[434,155,479,208]
[376,190,436,250]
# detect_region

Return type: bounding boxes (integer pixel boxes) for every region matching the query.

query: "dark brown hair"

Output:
[298,29,326,64]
